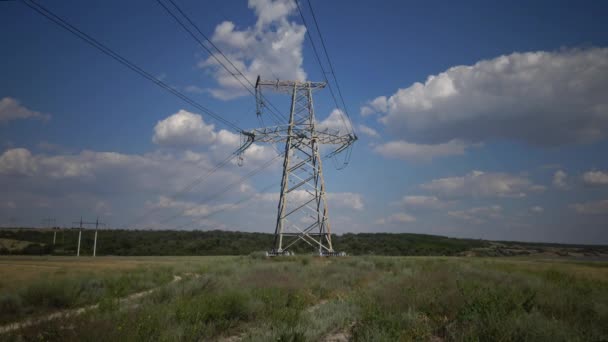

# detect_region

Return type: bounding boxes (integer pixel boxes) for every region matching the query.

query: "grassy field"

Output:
[1,255,607,341]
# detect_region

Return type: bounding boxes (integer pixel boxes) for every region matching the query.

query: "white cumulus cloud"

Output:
[0,97,50,123]
[367,48,608,146]
[0,148,38,176]
[316,109,352,135]
[360,96,388,116]
[582,170,608,185]
[376,212,416,225]
[255,190,364,211]
[553,170,568,189]
[357,124,379,138]
[420,170,543,198]
[153,110,217,147]
[373,139,471,161]
[397,195,444,209]
[326,192,364,211]
[448,205,502,224]
[152,110,275,164]
[199,0,306,100]
[531,206,544,214]
[571,200,608,215]
[148,195,237,217]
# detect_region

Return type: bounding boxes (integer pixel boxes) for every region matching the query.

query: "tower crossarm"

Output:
[255,78,326,93]
[244,126,356,146]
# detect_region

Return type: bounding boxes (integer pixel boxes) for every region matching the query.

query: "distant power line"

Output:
[155,0,288,126]
[295,0,356,169]
[171,181,278,230]
[21,0,243,133]
[305,0,355,135]
[159,153,284,227]
[294,0,355,138]
[120,151,239,229]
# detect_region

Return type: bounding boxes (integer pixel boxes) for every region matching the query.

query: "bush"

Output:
[249,251,267,260]
[21,281,75,309]
[0,293,22,315]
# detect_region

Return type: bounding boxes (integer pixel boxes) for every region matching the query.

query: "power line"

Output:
[157,0,288,126]
[22,0,242,133]
[305,0,355,136]
[22,0,263,229]
[171,181,277,230]
[294,0,353,138]
[120,151,239,229]
[154,152,284,227]
[154,0,287,161]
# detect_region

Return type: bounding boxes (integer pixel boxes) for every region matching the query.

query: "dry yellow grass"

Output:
[0,255,208,291]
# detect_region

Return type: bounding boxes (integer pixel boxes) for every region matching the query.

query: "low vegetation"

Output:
[1,255,607,341]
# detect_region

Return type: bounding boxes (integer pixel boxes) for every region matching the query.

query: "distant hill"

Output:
[0,228,607,258]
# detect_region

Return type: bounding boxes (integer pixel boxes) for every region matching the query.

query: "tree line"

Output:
[0,228,490,256]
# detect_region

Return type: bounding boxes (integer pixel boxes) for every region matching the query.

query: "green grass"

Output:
[0,265,174,324]
[1,255,607,341]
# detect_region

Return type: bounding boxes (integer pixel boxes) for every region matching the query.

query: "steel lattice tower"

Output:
[241,78,355,256]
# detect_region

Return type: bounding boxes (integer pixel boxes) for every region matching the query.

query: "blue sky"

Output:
[1,0,607,244]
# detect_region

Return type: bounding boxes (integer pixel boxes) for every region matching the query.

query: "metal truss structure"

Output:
[240,78,356,256]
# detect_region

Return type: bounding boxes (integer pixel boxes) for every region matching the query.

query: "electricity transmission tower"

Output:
[240,78,356,256]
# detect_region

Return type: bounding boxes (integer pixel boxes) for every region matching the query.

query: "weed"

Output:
[2,255,607,341]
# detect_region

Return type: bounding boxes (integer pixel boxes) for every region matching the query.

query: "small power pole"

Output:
[42,217,57,245]
[72,217,83,257]
[92,217,105,257]
[93,218,98,257]
[72,217,104,257]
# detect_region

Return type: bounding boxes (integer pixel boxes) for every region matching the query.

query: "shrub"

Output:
[21,281,74,309]
[0,293,22,315]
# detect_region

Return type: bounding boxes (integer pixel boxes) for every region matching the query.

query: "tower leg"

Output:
[271,83,297,255]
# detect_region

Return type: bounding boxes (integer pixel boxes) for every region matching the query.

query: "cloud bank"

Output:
[373,139,471,161]
[582,170,608,185]
[420,170,544,198]
[364,48,608,146]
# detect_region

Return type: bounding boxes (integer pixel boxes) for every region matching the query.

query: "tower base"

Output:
[265,250,347,257]
[319,251,347,257]
[266,250,295,257]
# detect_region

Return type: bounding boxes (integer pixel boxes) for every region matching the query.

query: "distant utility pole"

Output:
[92,216,105,257]
[73,217,83,257]
[72,216,104,257]
[41,217,57,245]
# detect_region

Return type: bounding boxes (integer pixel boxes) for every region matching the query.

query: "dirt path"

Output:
[321,322,355,342]
[0,275,184,334]
[321,330,351,342]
